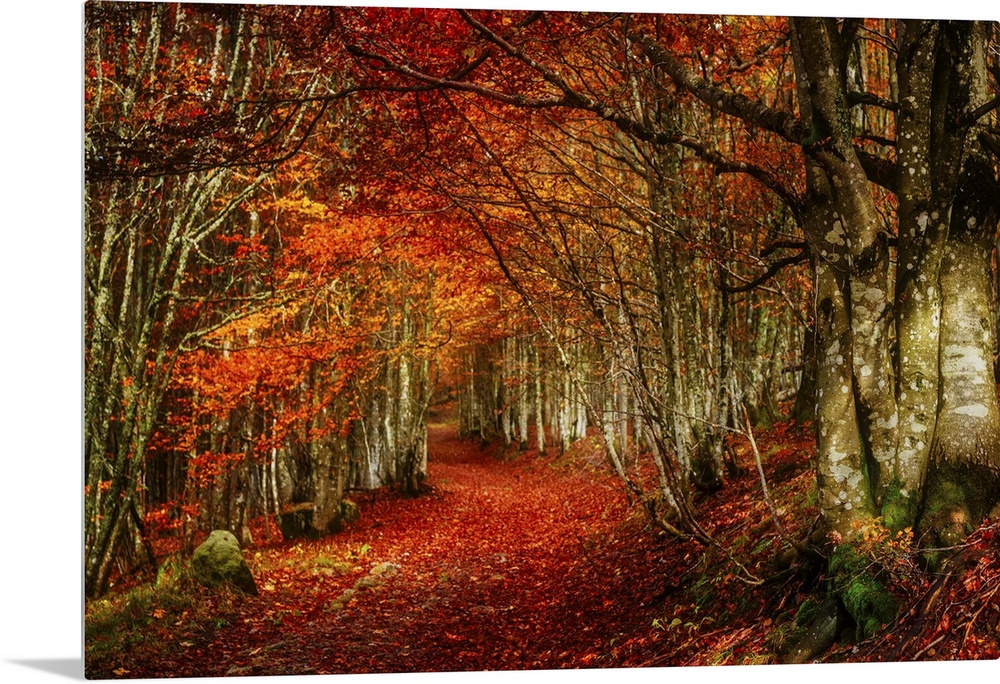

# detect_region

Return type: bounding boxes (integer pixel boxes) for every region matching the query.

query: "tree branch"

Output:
[630,30,807,145]
[962,94,1000,127]
[717,251,808,294]
[348,18,805,221]
[854,147,897,191]
[847,90,899,112]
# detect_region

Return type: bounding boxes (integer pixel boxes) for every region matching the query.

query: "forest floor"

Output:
[85,420,1000,679]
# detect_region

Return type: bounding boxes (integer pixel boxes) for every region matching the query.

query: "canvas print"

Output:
[83,0,1000,679]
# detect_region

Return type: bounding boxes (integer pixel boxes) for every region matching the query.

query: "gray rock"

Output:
[370,562,400,577]
[325,588,358,612]
[354,575,379,590]
[191,530,258,595]
[783,597,842,664]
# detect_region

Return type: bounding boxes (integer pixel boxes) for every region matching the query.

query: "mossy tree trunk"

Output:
[920,155,1000,550]
[793,19,1000,549]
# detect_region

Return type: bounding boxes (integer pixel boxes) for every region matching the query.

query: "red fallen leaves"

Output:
[121,425,673,678]
[853,519,1000,663]
[97,419,999,677]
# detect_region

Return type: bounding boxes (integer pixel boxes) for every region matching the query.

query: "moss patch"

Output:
[86,555,236,678]
[191,530,259,595]
[918,462,1000,559]
[879,479,918,533]
[829,544,898,641]
[795,598,819,627]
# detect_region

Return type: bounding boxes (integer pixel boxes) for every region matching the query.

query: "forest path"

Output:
[141,424,670,678]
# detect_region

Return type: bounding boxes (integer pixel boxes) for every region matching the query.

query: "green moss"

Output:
[880,479,918,532]
[795,599,819,627]
[829,545,898,641]
[916,461,1000,569]
[191,530,258,595]
[86,556,199,677]
[709,646,734,665]
[767,613,806,660]
[314,556,353,574]
[805,482,819,508]
[926,481,971,537]
[783,597,843,663]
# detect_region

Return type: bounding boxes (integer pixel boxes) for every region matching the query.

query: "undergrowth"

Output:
[86,556,213,678]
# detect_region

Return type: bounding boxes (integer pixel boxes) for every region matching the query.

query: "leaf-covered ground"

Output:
[86,421,1000,679]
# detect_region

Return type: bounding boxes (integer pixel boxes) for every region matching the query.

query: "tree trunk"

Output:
[535,339,547,453]
[791,19,1000,551]
[920,154,1000,548]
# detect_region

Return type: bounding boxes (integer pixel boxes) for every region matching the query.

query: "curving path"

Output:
[131,424,667,677]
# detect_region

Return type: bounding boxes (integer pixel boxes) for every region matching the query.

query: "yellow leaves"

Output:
[270,191,334,222]
[846,517,918,585]
[283,269,309,285]
[851,516,913,549]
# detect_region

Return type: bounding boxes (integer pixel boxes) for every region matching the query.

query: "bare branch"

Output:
[718,250,808,294]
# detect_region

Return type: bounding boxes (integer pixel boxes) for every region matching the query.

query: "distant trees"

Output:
[334,8,1000,549]
[334,9,812,539]
[430,99,808,538]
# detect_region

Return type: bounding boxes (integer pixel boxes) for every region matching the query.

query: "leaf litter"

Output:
[90,420,999,678]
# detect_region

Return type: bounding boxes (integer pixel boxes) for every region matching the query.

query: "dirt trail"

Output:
[137,425,667,678]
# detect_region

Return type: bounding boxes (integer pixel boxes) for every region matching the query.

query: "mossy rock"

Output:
[370,562,400,577]
[354,575,379,590]
[340,499,359,524]
[795,598,819,627]
[784,597,843,664]
[191,530,258,596]
[829,544,897,641]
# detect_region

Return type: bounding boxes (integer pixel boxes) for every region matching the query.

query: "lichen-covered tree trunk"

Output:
[921,154,1000,548]
[812,234,875,534]
[793,18,1000,550]
[889,22,1000,539]
[884,19,948,527]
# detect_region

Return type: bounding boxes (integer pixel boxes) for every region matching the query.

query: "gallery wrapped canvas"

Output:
[81,0,1000,680]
